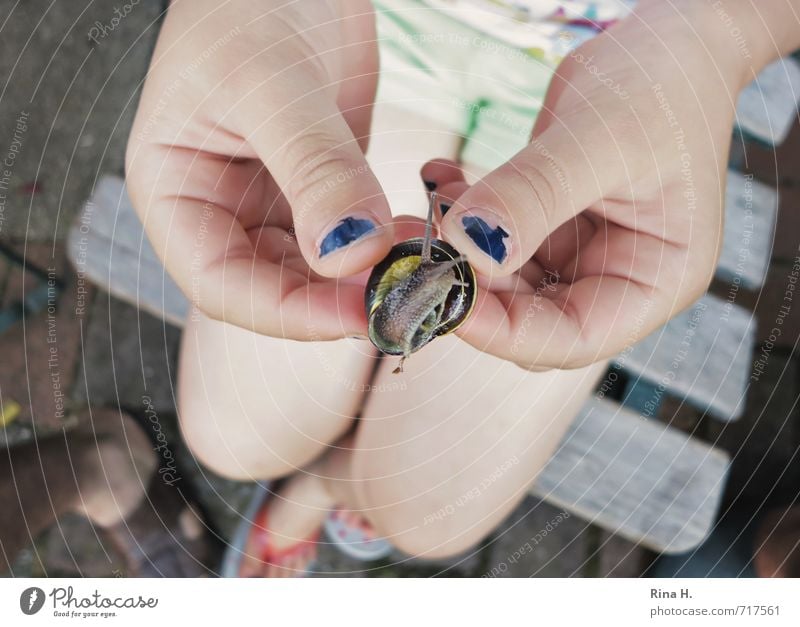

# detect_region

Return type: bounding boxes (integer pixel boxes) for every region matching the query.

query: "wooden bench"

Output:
[68,177,189,327]
[531,397,729,553]
[736,56,800,146]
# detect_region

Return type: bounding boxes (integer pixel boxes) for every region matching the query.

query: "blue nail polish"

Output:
[319,217,376,257]
[462,215,509,263]
[439,202,452,216]
[423,180,437,192]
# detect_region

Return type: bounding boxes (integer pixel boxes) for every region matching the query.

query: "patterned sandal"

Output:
[220,484,320,577]
[324,508,393,562]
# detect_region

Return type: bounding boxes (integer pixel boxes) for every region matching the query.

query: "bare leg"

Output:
[178,103,461,576]
[177,313,376,481]
[188,104,605,566]
[251,337,606,563]
[176,103,461,483]
[349,336,607,558]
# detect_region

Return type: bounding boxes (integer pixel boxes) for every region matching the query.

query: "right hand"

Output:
[126,0,393,340]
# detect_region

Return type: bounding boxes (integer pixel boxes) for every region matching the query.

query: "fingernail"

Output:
[460,210,510,264]
[439,202,452,216]
[318,215,378,257]
[423,180,437,192]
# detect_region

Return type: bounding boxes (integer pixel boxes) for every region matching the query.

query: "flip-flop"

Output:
[324,508,393,562]
[220,483,320,577]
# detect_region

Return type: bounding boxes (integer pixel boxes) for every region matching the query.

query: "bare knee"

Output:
[181,424,296,481]
[178,393,341,481]
[362,487,489,560]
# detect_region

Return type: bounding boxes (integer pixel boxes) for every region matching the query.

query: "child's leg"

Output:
[177,312,376,481]
[269,336,606,562]
[177,99,462,483]
[199,100,604,563]
[349,335,607,558]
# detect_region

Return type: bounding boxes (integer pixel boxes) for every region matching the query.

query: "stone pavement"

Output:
[1,0,799,578]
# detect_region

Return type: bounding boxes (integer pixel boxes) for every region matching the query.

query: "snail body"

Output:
[365,194,477,372]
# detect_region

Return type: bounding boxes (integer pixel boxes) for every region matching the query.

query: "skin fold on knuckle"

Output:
[504,152,566,234]
[286,144,356,208]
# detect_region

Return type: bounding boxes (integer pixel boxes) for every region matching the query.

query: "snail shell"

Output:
[364,237,477,371]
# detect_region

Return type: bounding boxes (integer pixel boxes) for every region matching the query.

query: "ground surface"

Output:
[1,0,799,578]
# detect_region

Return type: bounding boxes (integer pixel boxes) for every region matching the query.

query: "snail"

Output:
[364,192,477,373]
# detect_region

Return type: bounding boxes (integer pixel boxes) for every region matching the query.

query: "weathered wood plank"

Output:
[532,397,730,554]
[736,57,800,146]
[67,176,189,327]
[619,294,755,422]
[719,170,778,290]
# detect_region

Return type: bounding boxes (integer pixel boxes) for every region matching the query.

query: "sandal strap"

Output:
[250,499,320,566]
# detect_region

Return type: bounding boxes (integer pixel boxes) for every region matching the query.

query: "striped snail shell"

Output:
[364,193,477,373]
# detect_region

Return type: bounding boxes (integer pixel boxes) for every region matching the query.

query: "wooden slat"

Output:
[719,170,778,290]
[67,176,189,327]
[736,57,800,146]
[619,294,755,422]
[532,397,729,554]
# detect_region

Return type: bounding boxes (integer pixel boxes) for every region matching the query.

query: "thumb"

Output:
[243,95,393,277]
[440,116,623,277]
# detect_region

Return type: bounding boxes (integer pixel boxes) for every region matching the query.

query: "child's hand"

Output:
[436,1,792,369]
[126,0,392,339]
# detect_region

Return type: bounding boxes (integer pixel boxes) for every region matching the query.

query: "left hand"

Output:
[429,1,777,369]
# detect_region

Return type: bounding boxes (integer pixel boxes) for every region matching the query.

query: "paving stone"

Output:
[2,241,73,281]
[0,249,40,310]
[706,355,800,508]
[311,542,372,578]
[773,188,800,262]
[314,542,487,578]
[657,396,706,435]
[39,513,120,577]
[73,293,181,414]
[712,258,800,351]
[174,449,257,545]
[0,243,83,434]
[390,542,487,578]
[0,256,10,290]
[0,0,162,241]
[752,261,800,350]
[482,497,590,578]
[2,545,39,578]
[596,531,648,578]
[738,120,800,188]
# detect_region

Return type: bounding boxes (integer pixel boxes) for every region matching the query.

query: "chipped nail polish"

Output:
[319,216,377,257]
[423,180,437,192]
[461,214,509,264]
[439,202,452,216]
